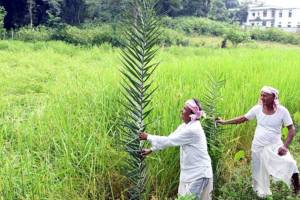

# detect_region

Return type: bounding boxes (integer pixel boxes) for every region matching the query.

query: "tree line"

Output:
[0,0,248,30]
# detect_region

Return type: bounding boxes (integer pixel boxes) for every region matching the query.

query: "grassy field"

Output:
[0,40,300,199]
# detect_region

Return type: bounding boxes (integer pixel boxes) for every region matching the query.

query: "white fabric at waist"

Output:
[180,166,213,182]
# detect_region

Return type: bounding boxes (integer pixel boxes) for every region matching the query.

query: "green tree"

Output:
[85,0,129,22]
[27,0,35,28]
[181,0,211,17]
[0,0,27,29]
[46,0,63,27]
[225,0,239,8]
[0,6,6,38]
[61,0,86,25]
[155,0,183,17]
[208,0,229,21]
[232,2,249,24]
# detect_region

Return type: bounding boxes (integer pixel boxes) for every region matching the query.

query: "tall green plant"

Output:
[202,73,225,177]
[119,0,160,199]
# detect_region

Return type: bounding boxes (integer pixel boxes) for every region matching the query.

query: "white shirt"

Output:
[244,104,293,152]
[147,120,213,182]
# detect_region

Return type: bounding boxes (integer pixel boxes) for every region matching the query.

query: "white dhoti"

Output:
[178,177,213,200]
[252,144,299,198]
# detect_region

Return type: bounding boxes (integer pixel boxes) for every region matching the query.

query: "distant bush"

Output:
[15,26,53,41]
[159,28,189,46]
[163,16,300,47]
[224,29,250,47]
[249,28,300,45]
[14,24,125,46]
[162,16,237,37]
[8,16,300,47]
[53,24,124,46]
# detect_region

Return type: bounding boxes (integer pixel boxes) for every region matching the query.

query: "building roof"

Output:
[249,6,300,10]
[240,0,300,9]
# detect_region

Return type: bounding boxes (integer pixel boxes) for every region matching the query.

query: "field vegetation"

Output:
[0,40,299,199]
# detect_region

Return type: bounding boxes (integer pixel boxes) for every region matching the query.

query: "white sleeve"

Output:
[244,105,259,120]
[147,128,195,152]
[282,107,293,127]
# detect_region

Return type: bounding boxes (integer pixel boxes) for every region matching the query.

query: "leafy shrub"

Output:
[249,28,300,45]
[159,28,189,46]
[15,26,53,41]
[54,24,124,46]
[163,16,300,47]
[216,163,296,200]
[162,16,237,37]
[225,29,250,47]
[9,16,300,47]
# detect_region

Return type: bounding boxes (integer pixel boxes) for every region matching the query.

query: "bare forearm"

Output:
[223,116,248,125]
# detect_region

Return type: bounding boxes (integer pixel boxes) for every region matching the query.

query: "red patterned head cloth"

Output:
[185,99,203,121]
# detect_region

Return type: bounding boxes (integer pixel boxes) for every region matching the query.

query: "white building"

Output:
[245,3,300,32]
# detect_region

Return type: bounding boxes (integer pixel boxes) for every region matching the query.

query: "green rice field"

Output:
[0,40,300,199]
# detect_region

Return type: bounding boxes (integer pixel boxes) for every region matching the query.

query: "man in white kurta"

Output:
[139,99,213,200]
[245,103,299,197]
[217,86,299,198]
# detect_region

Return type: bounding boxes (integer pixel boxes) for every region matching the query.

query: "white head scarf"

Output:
[260,86,280,108]
[185,99,203,121]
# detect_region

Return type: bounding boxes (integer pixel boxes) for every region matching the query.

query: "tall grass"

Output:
[0,40,299,199]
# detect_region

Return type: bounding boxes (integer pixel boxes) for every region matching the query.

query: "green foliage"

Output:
[217,164,297,200]
[162,16,237,36]
[224,29,250,47]
[234,150,245,161]
[119,0,160,199]
[60,25,99,45]
[46,0,64,28]
[4,15,300,48]
[228,1,249,24]
[15,26,53,41]
[250,28,300,45]
[217,166,257,200]
[208,0,229,22]
[53,24,124,46]
[61,0,86,25]
[293,112,300,135]
[85,0,129,23]
[163,17,300,47]
[282,127,288,140]
[0,6,6,39]
[159,28,189,46]
[293,112,300,126]
[201,73,225,180]
[225,0,239,9]
[1,40,300,198]
[176,194,197,200]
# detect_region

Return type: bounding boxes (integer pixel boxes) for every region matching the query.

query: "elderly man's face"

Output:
[181,106,192,123]
[260,92,275,106]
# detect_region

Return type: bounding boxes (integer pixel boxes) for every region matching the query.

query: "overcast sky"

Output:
[239,0,300,8]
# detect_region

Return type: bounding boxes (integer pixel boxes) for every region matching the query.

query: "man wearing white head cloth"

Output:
[217,86,299,197]
[139,99,213,200]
